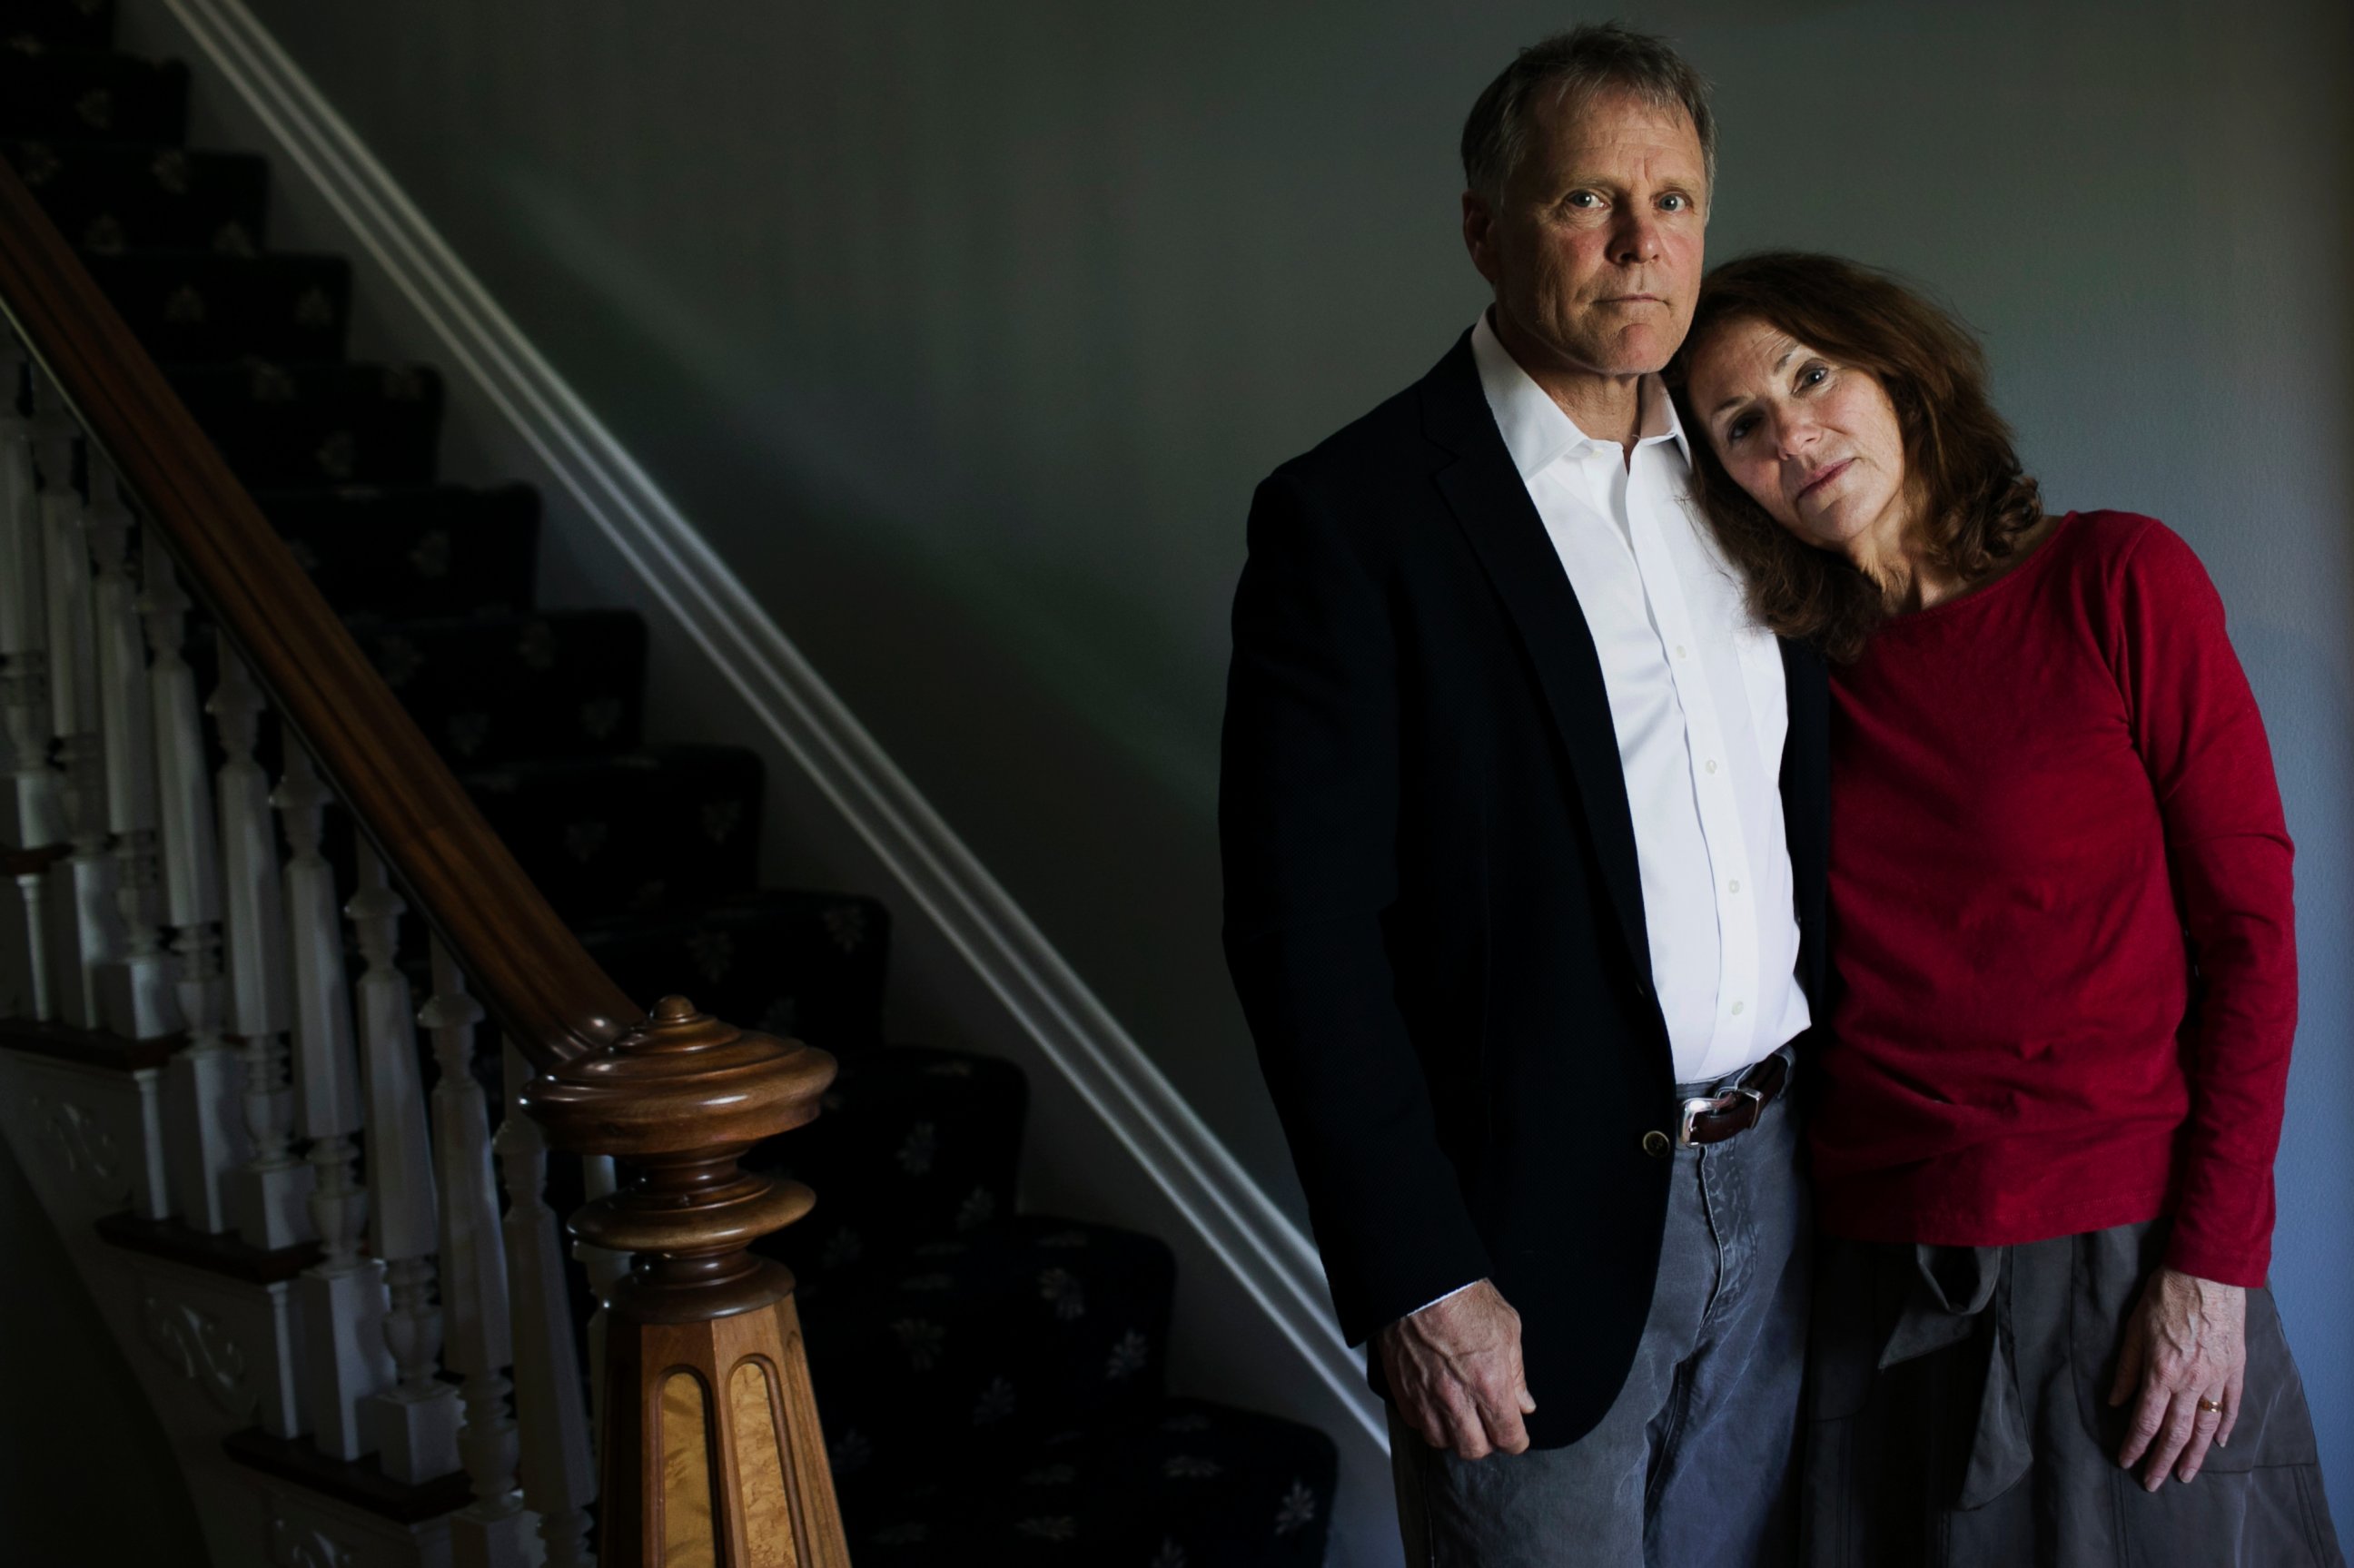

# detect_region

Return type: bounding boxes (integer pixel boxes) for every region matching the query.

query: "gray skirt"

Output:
[1803,1218,2343,1567]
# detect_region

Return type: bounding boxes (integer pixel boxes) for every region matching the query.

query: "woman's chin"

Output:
[1779,508,1858,555]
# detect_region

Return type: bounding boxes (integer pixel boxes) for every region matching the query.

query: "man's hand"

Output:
[2108,1265,2248,1489]
[1376,1278,1538,1461]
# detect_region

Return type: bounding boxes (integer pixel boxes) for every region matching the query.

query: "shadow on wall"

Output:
[0,1139,209,1565]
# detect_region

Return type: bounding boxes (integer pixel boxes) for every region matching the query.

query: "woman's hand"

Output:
[2108,1266,2247,1489]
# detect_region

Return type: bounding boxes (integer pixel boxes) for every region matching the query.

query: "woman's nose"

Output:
[1774,411,1818,459]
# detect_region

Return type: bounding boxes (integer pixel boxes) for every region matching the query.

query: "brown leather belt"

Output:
[1677,1050,1788,1147]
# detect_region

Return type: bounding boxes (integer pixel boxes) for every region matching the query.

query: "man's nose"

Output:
[1609,209,1662,264]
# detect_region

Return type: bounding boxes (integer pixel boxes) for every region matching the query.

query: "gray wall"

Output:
[237,0,2354,1531]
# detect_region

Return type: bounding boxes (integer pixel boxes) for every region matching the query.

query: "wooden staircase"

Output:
[0,2,1340,1563]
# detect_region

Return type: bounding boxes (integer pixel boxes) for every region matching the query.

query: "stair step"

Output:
[800,1214,1178,1509]
[0,44,185,143]
[165,360,443,488]
[458,744,762,922]
[94,1209,321,1285]
[222,1427,473,1528]
[263,483,540,619]
[579,888,894,1054]
[849,1396,1339,1566]
[750,1042,1023,1282]
[351,606,647,768]
[0,0,117,50]
[0,1008,177,1072]
[4,137,267,251]
[87,248,351,362]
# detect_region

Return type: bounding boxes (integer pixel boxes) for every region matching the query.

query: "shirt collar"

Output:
[1469,310,1694,478]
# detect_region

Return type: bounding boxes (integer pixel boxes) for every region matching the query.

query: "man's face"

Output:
[1463,87,1709,385]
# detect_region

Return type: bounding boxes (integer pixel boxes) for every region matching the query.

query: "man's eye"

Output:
[1659,194,1687,212]
[1566,191,1600,209]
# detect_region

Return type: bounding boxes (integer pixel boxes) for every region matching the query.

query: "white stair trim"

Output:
[152,0,1385,1466]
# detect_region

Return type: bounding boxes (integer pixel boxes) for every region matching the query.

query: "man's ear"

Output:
[1461,191,1501,286]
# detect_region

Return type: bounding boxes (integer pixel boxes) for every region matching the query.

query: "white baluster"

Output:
[3,858,49,1021]
[280,746,389,1458]
[0,340,63,854]
[35,378,124,1028]
[351,844,462,1480]
[498,1040,596,1568]
[213,647,312,1247]
[425,943,532,1567]
[570,1151,629,1462]
[85,466,178,1039]
[143,535,246,1231]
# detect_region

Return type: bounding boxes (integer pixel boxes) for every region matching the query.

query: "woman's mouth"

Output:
[1795,458,1855,502]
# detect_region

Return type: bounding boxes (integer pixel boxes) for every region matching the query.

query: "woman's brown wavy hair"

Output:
[1665,251,2044,662]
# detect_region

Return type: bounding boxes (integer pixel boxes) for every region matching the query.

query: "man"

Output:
[1219,25,1827,1564]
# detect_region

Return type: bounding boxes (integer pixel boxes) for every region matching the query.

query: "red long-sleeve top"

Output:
[1812,510,2296,1287]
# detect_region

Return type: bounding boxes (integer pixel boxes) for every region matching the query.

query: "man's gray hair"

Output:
[1460,23,1717,206]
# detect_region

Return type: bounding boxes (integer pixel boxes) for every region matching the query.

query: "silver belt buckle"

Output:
[1677,1084,1766,1147]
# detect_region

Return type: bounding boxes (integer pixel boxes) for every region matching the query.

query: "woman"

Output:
[1667,251,2341,1567]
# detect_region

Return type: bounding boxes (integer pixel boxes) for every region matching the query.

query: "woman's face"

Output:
[1684,317,1914,565]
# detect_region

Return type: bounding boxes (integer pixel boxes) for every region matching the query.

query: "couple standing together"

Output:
[1218,23,2341,1567]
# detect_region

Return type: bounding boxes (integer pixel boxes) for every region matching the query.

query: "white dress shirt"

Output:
[1471,313,1811,1085]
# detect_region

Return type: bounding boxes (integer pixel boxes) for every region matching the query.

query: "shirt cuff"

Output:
[1404,1278,1483,1319]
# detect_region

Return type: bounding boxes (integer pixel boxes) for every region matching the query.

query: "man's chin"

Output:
[1605,326,1684,377]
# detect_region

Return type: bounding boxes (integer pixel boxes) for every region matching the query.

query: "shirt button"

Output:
[1731,1001,1746,1015]
[1642,1130,1672,1158]
[1728,879,1741,894]
[1676,645,1689,659]
[1706,760,1718,774]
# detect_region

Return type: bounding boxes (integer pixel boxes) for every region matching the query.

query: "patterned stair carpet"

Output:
[1,3,1339,1563]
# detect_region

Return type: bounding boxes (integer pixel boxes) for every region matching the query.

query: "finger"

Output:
[1509,1346,1537,1415]
[1439,1391,1492,1463]
[2177,1395,2226,1483]
[1482,1400,1531,1456]
[2108,1331,2145,1408]
[2142,1392,2201,1492]
[1469,1364,1531,1455]
[1400,1383,1450,1452]
[2216,1365,2245,1451]
[2118,1375,2171,1467]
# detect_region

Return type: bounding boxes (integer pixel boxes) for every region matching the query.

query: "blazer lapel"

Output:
[1421,335,1652,985]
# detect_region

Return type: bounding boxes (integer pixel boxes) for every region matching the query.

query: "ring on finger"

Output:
[2196,1397,2223,1415]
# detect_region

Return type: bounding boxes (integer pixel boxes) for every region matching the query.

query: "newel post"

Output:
[524,996,849,1568]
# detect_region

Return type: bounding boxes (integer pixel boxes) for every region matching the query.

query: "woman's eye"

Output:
[1726,416,1756,444]
[1799,364,1830,389]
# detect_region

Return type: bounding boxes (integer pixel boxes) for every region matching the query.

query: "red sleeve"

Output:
[2109,519,2297,1287]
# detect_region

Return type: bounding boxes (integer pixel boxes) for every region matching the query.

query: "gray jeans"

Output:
[1390,1052,1810,1566]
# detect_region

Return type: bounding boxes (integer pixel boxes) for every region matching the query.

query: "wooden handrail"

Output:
[0,150,635,1072]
